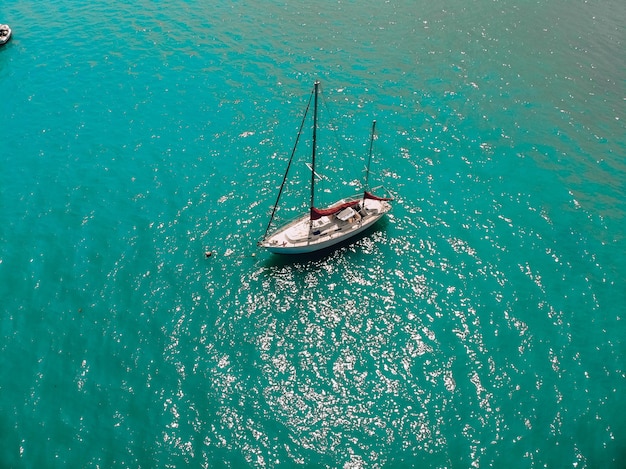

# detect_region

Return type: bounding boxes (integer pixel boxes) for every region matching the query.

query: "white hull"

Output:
[259,198,391,254]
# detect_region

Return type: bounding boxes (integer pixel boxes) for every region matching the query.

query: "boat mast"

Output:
[310,81,320,220]
[364,120,376,195]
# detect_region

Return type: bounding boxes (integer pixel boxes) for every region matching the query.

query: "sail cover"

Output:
[310,200,360,220]
[364,191,393,201]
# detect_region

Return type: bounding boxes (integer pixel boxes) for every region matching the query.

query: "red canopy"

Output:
[310,200,360,220]
[364,191,393,201]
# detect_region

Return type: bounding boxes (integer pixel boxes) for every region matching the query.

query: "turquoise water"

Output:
[1,0,625,467]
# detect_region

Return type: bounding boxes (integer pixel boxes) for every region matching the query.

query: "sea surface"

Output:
[1,1,625,467]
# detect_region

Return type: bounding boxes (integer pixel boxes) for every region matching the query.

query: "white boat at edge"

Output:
[0,24,12,46]
[258,81,393,255]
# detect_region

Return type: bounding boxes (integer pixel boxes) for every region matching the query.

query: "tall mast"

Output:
[364,120,376,194]
[310,81,320,219]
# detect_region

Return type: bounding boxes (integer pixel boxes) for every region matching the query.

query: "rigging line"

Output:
[322,91,372,174]
[320,88,348,159]
[318,87,359,201]
[263,87,315,239]
[364,120,377,192]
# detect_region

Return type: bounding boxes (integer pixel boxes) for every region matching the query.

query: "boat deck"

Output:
[260,198,391,254]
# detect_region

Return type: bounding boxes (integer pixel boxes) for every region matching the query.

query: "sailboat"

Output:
[258,81,393,255]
